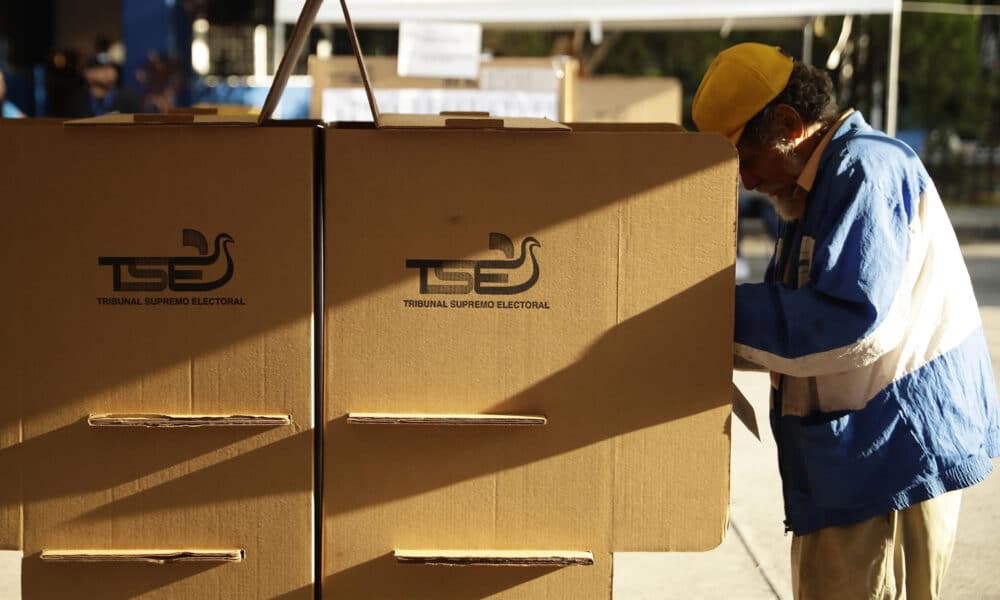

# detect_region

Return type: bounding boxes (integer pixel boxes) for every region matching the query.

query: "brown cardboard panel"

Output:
[134,114,197,124]
[0,414,19,551]
[608,161,734,550]
[324,127,736,598]
[1,122,315,599]
[442,118,507,129]
[168,107,220,116]
[66,113,259,126]
[577,76,683,124]
[0,117,67,127]
[0,121,30,554]
[324,128,734,308]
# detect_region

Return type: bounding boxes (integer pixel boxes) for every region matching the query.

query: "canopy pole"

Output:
[802,19,814,65]
[886,0,902,137]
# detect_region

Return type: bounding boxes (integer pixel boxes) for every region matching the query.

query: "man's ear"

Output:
[772,104,805,142]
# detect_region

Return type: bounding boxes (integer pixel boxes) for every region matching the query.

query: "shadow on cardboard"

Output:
[324,128,736,311]
[20,552,222,600]
[2,126,734,438]
[69,429,312,521]
[0,123,315,432]
[325,269,732,514]
[0,122,734,598]
[271,582,316,600]
[1,419,288,505]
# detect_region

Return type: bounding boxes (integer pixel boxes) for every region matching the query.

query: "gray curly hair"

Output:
[740,62,840,148]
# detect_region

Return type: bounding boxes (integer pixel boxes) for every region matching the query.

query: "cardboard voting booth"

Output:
[322,3,738,598]
[0,1,738,598]
[0,116,318,597]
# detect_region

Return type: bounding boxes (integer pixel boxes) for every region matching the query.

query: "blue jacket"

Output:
[735,112,1000,535]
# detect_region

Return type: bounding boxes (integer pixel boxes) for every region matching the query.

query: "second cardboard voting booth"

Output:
[321,8,738,594]
[323,118,737,599]
[0,117,317,599]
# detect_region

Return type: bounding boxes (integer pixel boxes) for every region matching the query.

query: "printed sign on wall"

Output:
[397,20,482,80]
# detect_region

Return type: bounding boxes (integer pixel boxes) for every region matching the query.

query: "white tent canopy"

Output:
[275,0,903,134]
[275,1,896,27]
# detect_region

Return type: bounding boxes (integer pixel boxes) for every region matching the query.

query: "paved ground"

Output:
[0,551,17,599]
[614,232,1000,599]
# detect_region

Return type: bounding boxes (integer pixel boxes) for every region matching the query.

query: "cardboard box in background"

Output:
[308,55,578,121]
[576,76,683,124]
[0,118,317,599]
[324,116,737,599]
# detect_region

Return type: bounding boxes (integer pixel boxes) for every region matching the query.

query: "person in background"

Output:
[136,49,181,114]
[66,52,141,118]
[693,42,999,599]
[1,70,25,118]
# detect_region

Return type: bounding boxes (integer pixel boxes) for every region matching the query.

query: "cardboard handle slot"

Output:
[167,107,220,116]
[40,549,245,564]
[347,413,546,426]
[444,118,506,129]
[133,114,196,124]
[439,111,491,117]
[88,414,293,428]
[395,550,594,567]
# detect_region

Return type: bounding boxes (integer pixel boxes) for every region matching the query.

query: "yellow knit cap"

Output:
[692,43,794,144]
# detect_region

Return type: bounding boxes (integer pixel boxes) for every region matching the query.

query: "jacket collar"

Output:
[795,109,861,193]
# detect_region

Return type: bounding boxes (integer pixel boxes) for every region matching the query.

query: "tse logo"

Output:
[405,232,541,295]
[98,229,235,292]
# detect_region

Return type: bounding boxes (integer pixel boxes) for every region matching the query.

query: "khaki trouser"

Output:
[791,490,962,600]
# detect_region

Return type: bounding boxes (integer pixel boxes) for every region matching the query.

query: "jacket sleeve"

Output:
[734,171,912,377]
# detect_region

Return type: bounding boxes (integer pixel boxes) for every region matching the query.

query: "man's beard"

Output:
[760,142,806,221]
[763,186,804,221]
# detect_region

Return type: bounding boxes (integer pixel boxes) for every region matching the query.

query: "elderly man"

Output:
[693,43,999,599]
